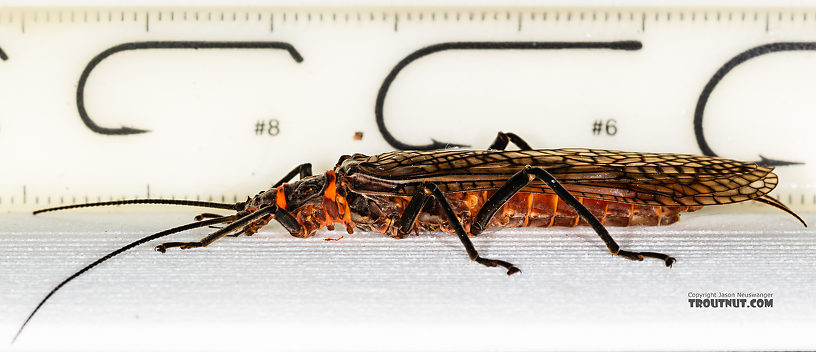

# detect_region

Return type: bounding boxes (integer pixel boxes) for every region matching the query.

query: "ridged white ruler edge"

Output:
[0,6,814,212]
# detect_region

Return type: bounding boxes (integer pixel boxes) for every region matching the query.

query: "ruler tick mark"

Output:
[641,12,645,32]
[145,12,149,32]
[270,13,274,32]
[517,12,522,31]
[765,12,769,32]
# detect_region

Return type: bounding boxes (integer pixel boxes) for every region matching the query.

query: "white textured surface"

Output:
[2,210,816,350]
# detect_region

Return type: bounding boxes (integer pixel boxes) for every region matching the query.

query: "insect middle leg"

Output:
[397,182,521,275]
[489,131,533,150]
[471,166,675,267]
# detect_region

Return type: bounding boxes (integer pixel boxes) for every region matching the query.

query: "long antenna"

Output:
[11,215,235,344]
[33,199,240,215]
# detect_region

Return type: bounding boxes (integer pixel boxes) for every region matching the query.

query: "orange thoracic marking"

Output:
[275,187,287,209]
[324,170,337,200]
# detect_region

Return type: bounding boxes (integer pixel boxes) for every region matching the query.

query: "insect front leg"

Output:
[472,166,675,267]
[194,212,224,221]
[156,206,277,252]
[421,182,521,275]
[488,131,533,150]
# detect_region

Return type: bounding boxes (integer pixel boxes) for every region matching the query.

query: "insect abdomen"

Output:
[355,191,701,236]
[432,191,701,233]
[477,192,700,228]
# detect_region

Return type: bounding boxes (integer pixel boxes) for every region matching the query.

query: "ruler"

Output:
[1,7,815,212]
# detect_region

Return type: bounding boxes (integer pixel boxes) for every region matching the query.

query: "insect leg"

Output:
[396,185,434,237]
[155,205,277,252]
[473,166,675,267]
[273,163,313,187]
[274,207,304,235]
[194,212,224,221]
[488,131,533,150]
[424,183,521,275]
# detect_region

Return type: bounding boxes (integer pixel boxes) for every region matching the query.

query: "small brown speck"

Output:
[353,131,364,140]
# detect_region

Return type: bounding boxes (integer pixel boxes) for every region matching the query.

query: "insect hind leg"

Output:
[472,166,675,267]
[421,182,521,275]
